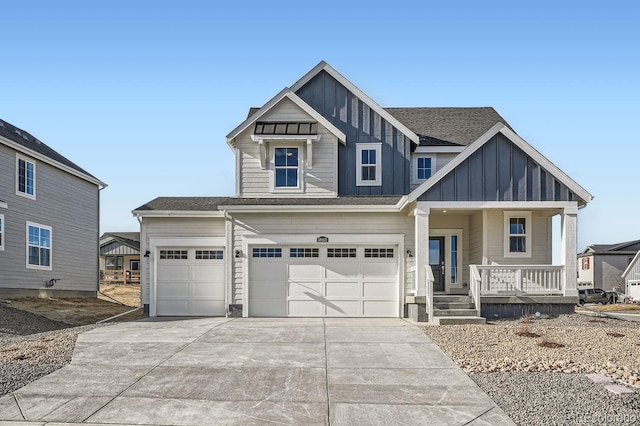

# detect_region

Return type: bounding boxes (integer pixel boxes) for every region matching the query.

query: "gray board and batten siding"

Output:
[295,70,413,196]
[0,143,100,296]
[419,133,582,203]
[100,241,139,256]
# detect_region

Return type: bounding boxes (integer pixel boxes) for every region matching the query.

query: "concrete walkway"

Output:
[0,318,514,425]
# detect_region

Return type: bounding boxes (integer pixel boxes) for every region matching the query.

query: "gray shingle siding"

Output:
[295,71,412,196]
[0,143,100,293]
[419,133,580,202]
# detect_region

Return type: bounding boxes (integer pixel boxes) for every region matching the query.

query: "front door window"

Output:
[429,237,445,292]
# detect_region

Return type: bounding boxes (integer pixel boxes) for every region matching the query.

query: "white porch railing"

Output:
[425,265,434,323]
[469,265,482,317]
[473,265,565,295]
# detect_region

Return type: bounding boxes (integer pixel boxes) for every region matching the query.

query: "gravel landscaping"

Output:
[423,314,640,425]
[0,304,99,397]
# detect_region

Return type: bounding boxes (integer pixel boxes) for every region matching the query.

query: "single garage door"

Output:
[249,245,398,317]
[629,281,640,301]
[156,248,225,316]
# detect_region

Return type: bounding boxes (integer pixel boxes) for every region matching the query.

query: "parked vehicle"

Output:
[578,288,608,305]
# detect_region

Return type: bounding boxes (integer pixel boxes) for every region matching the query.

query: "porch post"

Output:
[561,205,578,297]
[415,205,430,297]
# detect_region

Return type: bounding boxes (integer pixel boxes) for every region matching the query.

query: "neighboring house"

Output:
[99,232,141,284]
[622,250,640,300]
[0,118,106,297]
[577,239,640,291]
[133,61,592,322]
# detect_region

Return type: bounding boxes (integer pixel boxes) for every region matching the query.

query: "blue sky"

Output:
[1,0,638,253]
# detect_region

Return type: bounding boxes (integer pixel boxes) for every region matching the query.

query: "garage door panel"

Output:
[326,300,360,316]
[157,300,190,316]
[191,300,225,316]
[157,282,190,298]
[325,263,359,279]
[288,281,322,298]
[289,264,323,279]
[288,300,324,316]
[251,298,286,317]
[158,264,190,280]
[362,263,397,279]
[363,300,396,317]
[192,263,224,281]
[192,281,225,298]
[363,281,397,298]
[325,281,360,298]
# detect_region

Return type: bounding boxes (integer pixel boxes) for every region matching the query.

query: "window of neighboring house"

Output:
[414,156,434,182]
[130,260,140,270]
[581,257,590,270]
[274,147,299,188]
[503,211,532,258]
[16,155,36,198]
[26,222,51,269]
[356,143,381,186]
[0,214,4,251]
[105,256,123,270]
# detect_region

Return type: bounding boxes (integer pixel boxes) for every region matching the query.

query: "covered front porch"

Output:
[407,202,579,323]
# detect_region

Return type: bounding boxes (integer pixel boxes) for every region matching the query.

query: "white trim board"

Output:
[406,123,593,205]
[622,250,640,278]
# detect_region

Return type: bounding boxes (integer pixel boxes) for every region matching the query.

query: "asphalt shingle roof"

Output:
[134,196,402,211]
[384,107,512,146]
[582,239,640,255]
[0,117,96,178]
[100,232,141,251]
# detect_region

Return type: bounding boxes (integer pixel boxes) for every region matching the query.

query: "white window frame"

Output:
[270,143,304,193]
[356,143,381,186]
[26,221,52,270]
[412,155,435,184]
[16,154,36,199]
[0,214,4,251]
[503,211,532,258]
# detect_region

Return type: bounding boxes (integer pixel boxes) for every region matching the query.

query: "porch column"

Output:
[561,205,578,297]
[415,206,430,297]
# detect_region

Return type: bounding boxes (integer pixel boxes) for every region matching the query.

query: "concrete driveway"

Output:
[0,317,513,425]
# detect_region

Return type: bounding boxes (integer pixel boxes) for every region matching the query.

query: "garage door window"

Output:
[159,250,188,260]
[290,248,319,258]
[252,247,282,258]
[196,250,223,260]
[327,248,356,258]
[364,248,394,258]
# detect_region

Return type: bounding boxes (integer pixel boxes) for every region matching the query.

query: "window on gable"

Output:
[274,147,299,188]
[0,214,4,251]
[16,155,36,198]
[356,143,381,186]
[503,211,532,258]
[27,222,51,269]
[416,157,433,180]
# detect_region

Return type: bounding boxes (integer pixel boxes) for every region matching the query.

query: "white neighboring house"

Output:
[133,61,593,323]
[622,251,640,301]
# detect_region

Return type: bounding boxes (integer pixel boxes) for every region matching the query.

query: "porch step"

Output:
[433,316,487,325]
[432,295,473,303]
[432,302,475,309]
[433,308,479,317]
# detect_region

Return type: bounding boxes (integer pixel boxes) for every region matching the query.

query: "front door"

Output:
[429,237,445,292]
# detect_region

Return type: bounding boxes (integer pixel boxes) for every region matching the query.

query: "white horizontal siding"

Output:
[485,210,551,265]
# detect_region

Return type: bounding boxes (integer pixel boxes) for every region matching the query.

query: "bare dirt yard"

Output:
[2,284,143,326]
[580,303,640,312]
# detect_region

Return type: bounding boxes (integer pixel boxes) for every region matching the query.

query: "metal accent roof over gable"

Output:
[0,118,106,187]
[254,122,318,135]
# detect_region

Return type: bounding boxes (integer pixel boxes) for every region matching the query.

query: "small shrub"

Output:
[607,332,625,338]
[588,319,605,323]
[517,313,541,337]
[538,331,565,348]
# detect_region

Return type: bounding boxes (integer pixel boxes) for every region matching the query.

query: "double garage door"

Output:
[249,245,399,317]
[156,248,225,316]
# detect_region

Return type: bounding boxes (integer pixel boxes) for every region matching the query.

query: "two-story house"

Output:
[134,61,592,323]
[0,118,106,297]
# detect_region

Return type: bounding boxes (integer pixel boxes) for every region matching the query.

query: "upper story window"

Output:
[274,147,300,189]
[27,222,51,270]
[16,155,36,199]
[504,211,532,258]
[416,157,433,180]
[356,143,381,186]
[0,214,4,251]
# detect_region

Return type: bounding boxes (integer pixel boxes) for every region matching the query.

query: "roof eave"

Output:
[217,204,400,213]
[132,210,225,218]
